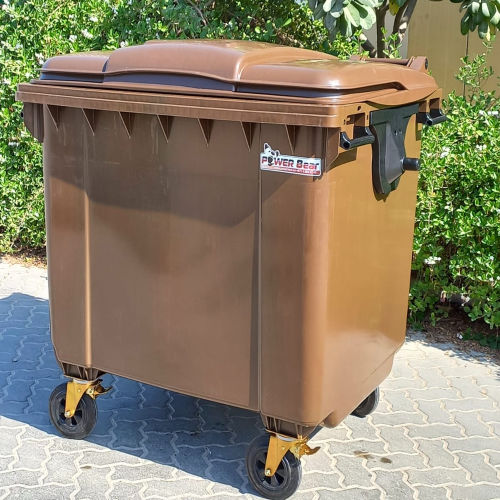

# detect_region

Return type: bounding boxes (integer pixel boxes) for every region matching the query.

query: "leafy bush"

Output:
[410,51,499,332]
[1,1,498,331]
[0,0,360,252]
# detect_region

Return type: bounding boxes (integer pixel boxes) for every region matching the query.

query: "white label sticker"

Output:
[260,143,322,177]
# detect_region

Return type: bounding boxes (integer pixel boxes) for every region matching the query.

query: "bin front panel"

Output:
[45,107,260,409]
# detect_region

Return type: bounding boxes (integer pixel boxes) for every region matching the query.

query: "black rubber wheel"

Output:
[246,435,302,500]
[351,387,380,418]
[49,383,97,439]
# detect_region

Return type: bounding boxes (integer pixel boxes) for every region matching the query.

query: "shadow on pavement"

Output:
[0,292,264,495]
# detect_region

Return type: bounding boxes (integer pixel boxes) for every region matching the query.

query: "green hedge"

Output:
[411,51,499,332]
[1,1,499,330]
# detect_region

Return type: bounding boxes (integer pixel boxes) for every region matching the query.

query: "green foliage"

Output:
[308,0,381,39]
[0,0,361,252]
[454,0,500,40]
[410,50,500,330]
[309,0,500,42]
[1,1,498,332]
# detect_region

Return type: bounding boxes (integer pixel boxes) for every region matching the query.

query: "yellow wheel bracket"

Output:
[264,433,320,477]
[64,378,111,418]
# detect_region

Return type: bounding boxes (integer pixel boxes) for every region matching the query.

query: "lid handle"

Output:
[339,127,375,150]
[417,108,447,126]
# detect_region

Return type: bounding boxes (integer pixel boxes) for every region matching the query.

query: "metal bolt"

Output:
[64,410,71,418]
[265,469,271,476]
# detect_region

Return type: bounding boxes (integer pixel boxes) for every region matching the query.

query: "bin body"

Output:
[18,40,441,435]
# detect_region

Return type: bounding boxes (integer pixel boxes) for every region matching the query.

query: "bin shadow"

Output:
[0,292,264,495]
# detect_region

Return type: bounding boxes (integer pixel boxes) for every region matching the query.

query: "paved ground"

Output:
[0,260,499,500]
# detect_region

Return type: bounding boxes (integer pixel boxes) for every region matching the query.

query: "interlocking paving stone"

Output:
[0,261,499,499]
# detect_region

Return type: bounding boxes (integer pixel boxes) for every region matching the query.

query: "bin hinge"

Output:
[264,433,320,477]
[369,103,421,195]
[64,378,111,418]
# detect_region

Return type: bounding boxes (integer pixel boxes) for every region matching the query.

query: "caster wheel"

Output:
[246,435,302,500]
[49,383,97,439]
[351,387,380,418]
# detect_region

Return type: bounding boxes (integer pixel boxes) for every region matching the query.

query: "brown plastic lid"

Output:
[39,39,438,103]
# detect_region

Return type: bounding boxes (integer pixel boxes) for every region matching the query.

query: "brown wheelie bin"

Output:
[17,40,445,499]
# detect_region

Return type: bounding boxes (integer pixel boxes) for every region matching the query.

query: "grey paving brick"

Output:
[452,411,492,437]
[317,489,381,499]
[406,423,464,439]
[414,485,449,500]
[299,472,341,491]
[9,439,49,470]
[443,397,497,412]
[370,410,426,427]
[416,367,450,388]
[343,417,380,440]
[446,436,500,453]
[0,469,40,488]
[71,465,113,500]
[372,470,415,499]
[380,389,416,412]
[328,439,388,457]
[107,481,145,500]
[112,462,176,482]
[142,476,210,498]
[315,424,350,442]
[455,452,499,483]
[42,450,80,485]
[377,426,417,454]
[414,438,457,469]
[407,386,461,401]
[5,485,75,499]
[406,466,470,486]
[415,399,453,424]
[335,456,373,488]
[476,409,500,423]
[389,359,415,379]
[363,451,422,470]
[448,376,486,399]
[447,483,500,500]
[302,448,335,473]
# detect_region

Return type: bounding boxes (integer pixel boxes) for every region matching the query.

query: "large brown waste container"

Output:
[17,40,445,499]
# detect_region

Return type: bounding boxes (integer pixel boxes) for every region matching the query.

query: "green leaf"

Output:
[481,1,494,18]
[357,4,376,30]
[478,19,489,37]
[330,0,344,18]
[461,13,471,34]
[343,3,361,27]
[490,7,500,24]
[323,0,333,12]
[339,15,353,37]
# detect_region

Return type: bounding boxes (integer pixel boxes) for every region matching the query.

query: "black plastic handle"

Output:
[402,157,420,171]
[340,126,375,150]
[417,109,447,126]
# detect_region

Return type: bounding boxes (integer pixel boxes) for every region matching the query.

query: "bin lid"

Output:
[38,39,438,104]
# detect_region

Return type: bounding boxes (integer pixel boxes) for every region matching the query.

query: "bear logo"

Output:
[263,143,280,165]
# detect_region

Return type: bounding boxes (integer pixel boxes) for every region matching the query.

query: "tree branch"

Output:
[185,0,208,26]
[392,0,417,46]
[376,3,389,58]
[359,33,376,58]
